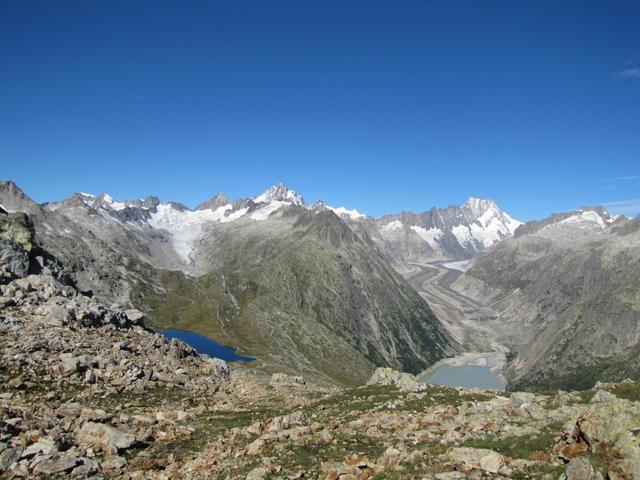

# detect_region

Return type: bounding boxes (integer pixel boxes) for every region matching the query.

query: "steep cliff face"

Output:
[454,208,640,390]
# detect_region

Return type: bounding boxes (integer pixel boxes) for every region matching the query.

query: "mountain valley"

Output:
[1,180,639,479]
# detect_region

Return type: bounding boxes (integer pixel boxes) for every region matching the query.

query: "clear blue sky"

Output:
[1,1,639,220]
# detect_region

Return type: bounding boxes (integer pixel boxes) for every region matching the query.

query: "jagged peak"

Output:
[463,197,498,216]
[0,180,41,213]
[254,183,305,206]
[196,193,230,211]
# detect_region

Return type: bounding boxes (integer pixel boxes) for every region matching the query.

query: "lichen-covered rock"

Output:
[563,396,640,479]
[562,457,597,480]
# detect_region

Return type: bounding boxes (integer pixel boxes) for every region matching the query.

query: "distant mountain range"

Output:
[4,181,521,271]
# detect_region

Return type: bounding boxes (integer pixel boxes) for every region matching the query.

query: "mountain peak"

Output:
[463,197,498,216]
[254,183,304,206]
[196,193,230,211]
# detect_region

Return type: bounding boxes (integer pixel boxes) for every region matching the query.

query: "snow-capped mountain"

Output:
[370,197,522,263]
[19,182,521,269]
[253,182,305,205]
[511,206,619,245]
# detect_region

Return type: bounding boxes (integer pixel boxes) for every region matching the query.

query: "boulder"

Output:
[0,447,23,473]
[246,438,265,456]
[101,454,127,470]
[21,437,59,458]
[446,447,505,474]
[124,308,145,325]
[267,411,307,433]
[76,422,136,453]
[270,372,305,387]
[32,454,79,475]
[563,457,596,480]
[366,367,427,392]
[0,240,29,282]
[246,466,270,480]
[589,390,617,404]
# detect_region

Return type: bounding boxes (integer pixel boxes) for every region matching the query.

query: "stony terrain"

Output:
[1,204,639,479]
[2,278,640,480]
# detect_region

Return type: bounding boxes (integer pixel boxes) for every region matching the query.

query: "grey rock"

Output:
[590,390,617,404]
[22,437,59,458]
[245,466,270,480]
[124,308,145,325]
[367,367,427,392]
[564,457,596,480]
[267,411,307,433]
[270,372,305,387]
[76,422,136,452]
[100,454,127,470]
[0,447,23,473]
[32,454,79,475]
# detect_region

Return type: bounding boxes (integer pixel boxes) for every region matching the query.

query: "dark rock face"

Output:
[0,211,36,283]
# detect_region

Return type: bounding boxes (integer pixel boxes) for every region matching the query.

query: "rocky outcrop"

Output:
[558,392,640,479]
[0,211,35,283]
[366,367,427,392]
[0,231,230,477]
[270,373,306,387]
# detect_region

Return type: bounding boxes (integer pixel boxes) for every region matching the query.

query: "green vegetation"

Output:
[461,421,564,459]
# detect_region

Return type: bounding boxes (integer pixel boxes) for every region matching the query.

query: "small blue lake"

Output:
[163,329,255,362]
[425,365,504,390]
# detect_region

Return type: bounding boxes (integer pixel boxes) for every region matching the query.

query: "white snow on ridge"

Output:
[251,201,288,221]
[410,226,443,248]
[382,220,403,232]
[148,203,235,262]
[101,193,126,211]
[558,210,607,229]
[254,184,304,205]
[504,214,522,235]
[327,206,367,220]
[222,207,249,222]
[452,225,473,247]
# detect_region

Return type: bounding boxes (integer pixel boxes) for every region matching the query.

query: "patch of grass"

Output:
[400,385,493,412]
[304,384,401,418]
[461,421,564,459]
[510,464,565,479]
[609,381,640,401]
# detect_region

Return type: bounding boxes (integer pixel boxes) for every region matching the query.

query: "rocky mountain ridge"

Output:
[453,207,640,391]
[368,197,522,264]
[2,181,520,271]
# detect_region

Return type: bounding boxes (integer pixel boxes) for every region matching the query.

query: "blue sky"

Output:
[1,1,639,220]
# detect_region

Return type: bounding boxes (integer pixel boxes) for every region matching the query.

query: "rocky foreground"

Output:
[1,212,640,479]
